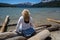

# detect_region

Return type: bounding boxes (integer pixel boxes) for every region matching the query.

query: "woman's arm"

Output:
[30,17,35,28]
[16,18,20,31]
[16,17,22,32]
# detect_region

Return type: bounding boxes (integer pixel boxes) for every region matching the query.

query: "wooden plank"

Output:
[0,15,9,32]
[28,30,50,40]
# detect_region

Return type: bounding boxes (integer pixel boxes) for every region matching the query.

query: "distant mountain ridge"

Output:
[13,2,32,7]
[32,1,60,7]
[0,1,60,7]
[0,2,32,7]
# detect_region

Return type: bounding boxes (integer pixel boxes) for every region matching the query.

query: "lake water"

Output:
[0,7,60,25]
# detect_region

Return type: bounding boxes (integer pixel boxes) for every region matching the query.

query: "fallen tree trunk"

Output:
[36,24,60,32]
[35,24,60,33]
[0,27,49,40]
[6,36,27,40]
[0,32,18,39]
[0,27,45,39]
[0,32,26,40]
[0,24,51,28]
[0,23,17,27]
[37,24,52,27]
[0,15,9,32]
[35,27,47,33]
[0,24,59,40]
[47,24,60,32]
[28,30,50,40]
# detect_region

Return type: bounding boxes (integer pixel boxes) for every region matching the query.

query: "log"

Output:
[37,24,52,27]
[0,25,59,40]
[35,24,60,32]
[0,23,17,27]
[0,26,49,39]
[6,36,27,40]
[47,24,60,32]
[0,32,27,40]
[0,27,43,39]
[0,24,51,28]
[28,30,50,40]
[35,27,47,33]
[0,32,17,39]
[47,18,60,24]
[0,15,9,32]
[0,24,59,40]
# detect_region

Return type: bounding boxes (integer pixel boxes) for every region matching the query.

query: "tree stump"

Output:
[0,15,9,32]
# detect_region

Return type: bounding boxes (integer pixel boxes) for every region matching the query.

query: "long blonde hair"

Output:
[22,9,30,22]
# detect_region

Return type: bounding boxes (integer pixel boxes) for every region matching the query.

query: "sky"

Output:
[0,0,41,4]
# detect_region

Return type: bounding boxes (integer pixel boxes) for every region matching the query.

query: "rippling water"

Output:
[0,7,60,25]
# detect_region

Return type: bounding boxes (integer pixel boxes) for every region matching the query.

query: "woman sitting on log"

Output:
[16,9,36,37]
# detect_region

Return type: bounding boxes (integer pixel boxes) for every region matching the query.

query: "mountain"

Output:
[0,1,60,7]
[32,1,60,7]
[13,2,32,7]
[0,2,32,7]
[0,3,12,7]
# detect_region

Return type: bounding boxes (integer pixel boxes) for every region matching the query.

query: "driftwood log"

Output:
[0,16,60,40]
[28,30,50,40]
[0,24,59,40]
[0,15,9,32]
[47,24,60,32]
[1,30,50,40]
[37,24,52,27]
[0,23,52,28]
[0,23,17,27]
[35,24,60,32]
[0,32,26,40]
[0,27,43,40]
[0,32,17,40]
[6,36,27,40]
[47,18,60,24]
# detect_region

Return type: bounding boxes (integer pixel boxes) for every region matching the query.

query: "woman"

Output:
[16,9,36,37]
[0,9,35,40]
